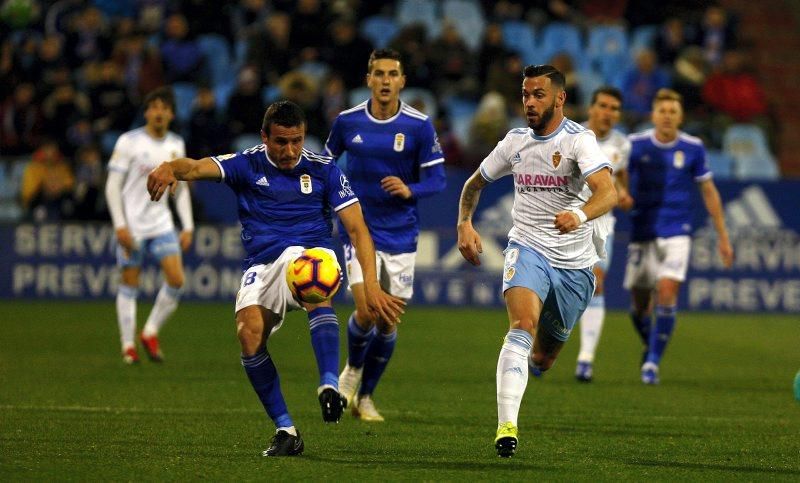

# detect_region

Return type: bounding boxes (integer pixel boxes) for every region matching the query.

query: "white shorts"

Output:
[623,236,691,289]
[235,246,339,334]
[343,243,415,299]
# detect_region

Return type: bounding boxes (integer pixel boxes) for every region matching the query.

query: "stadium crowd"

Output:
[0,0,778,223]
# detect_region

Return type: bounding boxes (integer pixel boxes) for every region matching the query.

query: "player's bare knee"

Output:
[236,323,263,355]
[165,273,184,289]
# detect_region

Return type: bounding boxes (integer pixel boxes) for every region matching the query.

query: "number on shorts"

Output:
[243,271,257,286]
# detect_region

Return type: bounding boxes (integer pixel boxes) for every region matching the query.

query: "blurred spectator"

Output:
[321,72,347,129]
[703,49,767,123]
[1,82,42,155]
[20,139,75,222]
[64,117,95,157]
[111,29,164,103]
[290,0,328,51]
[548,52,582,119]
[178,0,234,41]
[64,6,112,69]
[466,92,509,168]
[41,82,91,151]
[655,17,694,66]
[34,34,71,97]
[246,11,293,86]
[486,52,525,113]
[86,60,136,134]
[71,143,106,220]
[696,5,737,68]
[434,111,467,170]
[187,86,231,159]
[160,13,206,84]
[321,17,373,90]
[476,22,512,88]
[230,0,270,35]
[427,22,475,98]
[389,25,432,88]
[278,70,325,139]
[671,46,708,117]
[226,66,264,139]
[621,48,670,127]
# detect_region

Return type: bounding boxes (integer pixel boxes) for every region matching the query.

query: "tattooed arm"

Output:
[457,169,489,266]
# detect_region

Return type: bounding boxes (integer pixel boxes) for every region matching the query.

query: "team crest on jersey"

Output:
[394,133,405,152]
[673,151,685,168]
[216,153,236,161]
[300,174,312,194]
[504,248,519,265]
[552,151,562,168]
[504,266,516,282]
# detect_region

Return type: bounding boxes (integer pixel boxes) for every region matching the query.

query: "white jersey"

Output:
[108,127,186,238]
[581,125,631,233]
[479,119,611,269]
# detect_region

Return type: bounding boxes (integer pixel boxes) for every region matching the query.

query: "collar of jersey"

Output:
[648,129,682,149]
[529,118,567,141]
[365,99,403,124]
[264,150,304,171]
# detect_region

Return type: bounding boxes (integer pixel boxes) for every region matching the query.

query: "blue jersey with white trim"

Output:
[627,129,712,241]
[211,146,358,269]
[325,100,445,253]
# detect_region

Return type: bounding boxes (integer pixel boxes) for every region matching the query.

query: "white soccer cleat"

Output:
[338,363,363,407]
[352,395,384,422]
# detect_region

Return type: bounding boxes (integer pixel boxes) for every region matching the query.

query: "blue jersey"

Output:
[627,130,712,241]
[211,145,358,269]
[325,100,446,254]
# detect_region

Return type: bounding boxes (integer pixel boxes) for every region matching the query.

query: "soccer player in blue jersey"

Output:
[624,88,733,385]
[147,101,405,456]
[324,48,446,421]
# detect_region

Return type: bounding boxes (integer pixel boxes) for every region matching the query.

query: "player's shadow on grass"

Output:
[627,459,800,476]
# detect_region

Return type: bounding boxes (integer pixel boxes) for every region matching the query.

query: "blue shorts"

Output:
[117,231,181,268]
[595,232,614,272]
[502,242,595,342]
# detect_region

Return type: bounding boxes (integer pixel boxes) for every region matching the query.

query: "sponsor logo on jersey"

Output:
[674,150,685,169]
[338,174,354,198]
[300,174,312,194]
[256,176,269,186]
[552,151,562,168]
[399,273,413,286]
[515,174,568,186]
[351,134,363,144]
[394,133,405,152]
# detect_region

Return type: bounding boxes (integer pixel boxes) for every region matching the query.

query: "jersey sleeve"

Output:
[479,132,515,182]
[618,137,632,171]
[327,163,359,212]
[324,116,344,158]
[575,132,611,178]
[417,119,445,168]
[693,145,712,181]
[211,151,249,188]
[107,134,132,173]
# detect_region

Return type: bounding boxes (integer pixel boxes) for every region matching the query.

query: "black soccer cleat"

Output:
[495,436,518,458]
[262,430,304,457]
[318,387,346,423]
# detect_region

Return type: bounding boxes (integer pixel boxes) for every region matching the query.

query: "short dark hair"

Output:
[143,86,175,111]
[261,100,306,135]
[522,64,565,89]
[590,86,624,106]
[368,48,403,73]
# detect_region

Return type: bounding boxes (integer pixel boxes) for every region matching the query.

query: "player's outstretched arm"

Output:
[699,178,734,268]
[615,168,634,211]
[147,157,221,201]
[338,202,406,323]
[457,169,488,266]
[555,167,618,234]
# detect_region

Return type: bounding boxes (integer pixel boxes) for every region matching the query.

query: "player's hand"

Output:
[147,162,178,201]
[179,230,193,252]
[554,211,581,234]
[457,220,483,266]
[381,176,412,199]
[115,227,135,255]
[617,188,634,211]
[718,238,734,268]
[364,280,406,325]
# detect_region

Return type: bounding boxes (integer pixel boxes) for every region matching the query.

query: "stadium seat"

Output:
[232,134,262,152]
[401,87,438,119]
[198,34,232,87]
[261,85,281,105]
[501,20,538,66]
[706,149,735,179]
[586,24,629,84]
[213,78,237,114]
[576,69,604,108]
[445,96,478,119]
[100,130,122,156]
[722,124,780,180]
[304,134,323,153]
[442,0,486,51]
[348,87,371,107]
[539,22,585,70]
[630,24,658,53]
[360,14,400,49]
[396,0,440,39]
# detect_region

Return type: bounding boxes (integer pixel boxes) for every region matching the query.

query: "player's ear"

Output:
[556,89,566,108]
[260,129,268,143]
[399,74,406,89]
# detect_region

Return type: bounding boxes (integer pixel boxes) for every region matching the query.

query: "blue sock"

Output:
[241,348,293,429]
[308,307,340,388]
[359,330,397,396]
[646,305,676,365]
[347,313,375,368]
[631,312,652,346]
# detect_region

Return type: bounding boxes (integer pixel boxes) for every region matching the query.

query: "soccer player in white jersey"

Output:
[147,101,404,456]
[573,87,634,382]
[105,87,193,365]
[624,89,733,385]
[457,65,617,457]
[324,49,446,421]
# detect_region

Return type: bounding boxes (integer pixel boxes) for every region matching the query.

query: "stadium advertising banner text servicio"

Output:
[1,177,798,312]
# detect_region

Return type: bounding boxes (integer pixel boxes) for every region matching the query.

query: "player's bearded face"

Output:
[527,96,556,131]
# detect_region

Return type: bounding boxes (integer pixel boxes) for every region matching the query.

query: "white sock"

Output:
[277,426,297,436]
[142,284,181,337]
[578,295,605,363]
[496,329,533,427]
[117,284,138,350]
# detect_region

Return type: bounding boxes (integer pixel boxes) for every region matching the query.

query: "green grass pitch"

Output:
[1,301,798,480]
